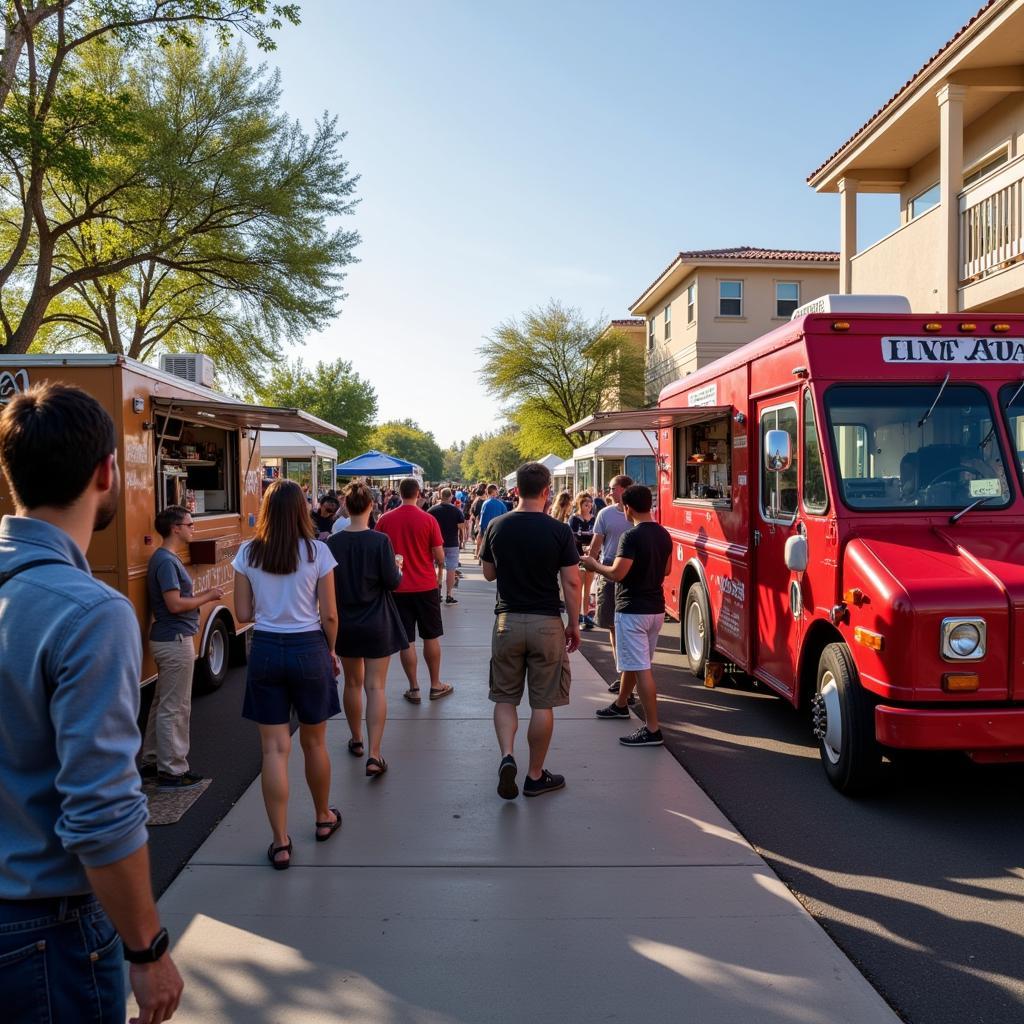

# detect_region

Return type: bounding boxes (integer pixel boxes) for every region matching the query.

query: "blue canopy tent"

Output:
[335,450,422,479]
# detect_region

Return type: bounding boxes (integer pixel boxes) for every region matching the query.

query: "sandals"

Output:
[429,683,455,701]
[403,688,422,704]
[347,738,364,757]
[365,757,388,778]
[267,837,292,870]
[315,807,343,842]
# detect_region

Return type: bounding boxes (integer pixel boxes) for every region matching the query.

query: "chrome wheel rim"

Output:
[685,600,705,664]
[819,670,842,765]
[208,627,226,677]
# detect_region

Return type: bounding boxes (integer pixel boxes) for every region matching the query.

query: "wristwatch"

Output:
[123,926,169,964]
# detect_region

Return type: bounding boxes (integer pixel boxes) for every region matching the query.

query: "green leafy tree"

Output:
[0,4,362,360]
[254,358,377,462]
[27,36,358,387]
[369,419,444,481]
[478,300,646,450]
[461,426,520,481]
[512,397,573,460]
[441,442,465,480]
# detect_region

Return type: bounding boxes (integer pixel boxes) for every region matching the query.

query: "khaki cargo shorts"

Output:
[488,612,571,710]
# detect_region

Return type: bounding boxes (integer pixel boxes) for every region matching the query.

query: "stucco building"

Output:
[808,0,1024,314]
[630,248,839,401]
[589,318,646,411]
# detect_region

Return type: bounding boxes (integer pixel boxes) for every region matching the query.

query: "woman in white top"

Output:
[232,479,343,869]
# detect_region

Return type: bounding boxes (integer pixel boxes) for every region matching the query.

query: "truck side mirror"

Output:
[764,429,792,473]
[784,534,808,573]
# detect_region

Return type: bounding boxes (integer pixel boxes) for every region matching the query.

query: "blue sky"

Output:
[250,0,977,446]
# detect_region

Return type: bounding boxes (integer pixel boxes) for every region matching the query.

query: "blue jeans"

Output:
[0,894,124,1023]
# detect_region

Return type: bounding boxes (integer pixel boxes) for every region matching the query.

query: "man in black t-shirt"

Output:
[582,484,672,747]
[428,488,466,603]
[480,463,581,799]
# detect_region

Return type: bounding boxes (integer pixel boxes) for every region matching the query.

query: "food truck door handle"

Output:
[754,529,762,547]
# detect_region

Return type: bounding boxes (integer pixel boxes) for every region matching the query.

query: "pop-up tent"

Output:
[336,450,422,479]
[260,431,338,496]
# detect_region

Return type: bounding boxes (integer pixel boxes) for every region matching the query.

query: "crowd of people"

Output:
[0,381,674,1023]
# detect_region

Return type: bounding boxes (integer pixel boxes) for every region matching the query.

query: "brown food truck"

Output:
[0,354,346,690]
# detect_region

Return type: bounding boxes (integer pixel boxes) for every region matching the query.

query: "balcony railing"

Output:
[960,153,1024,283]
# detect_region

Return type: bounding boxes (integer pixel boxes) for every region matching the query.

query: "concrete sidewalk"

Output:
[147,564,899,1024]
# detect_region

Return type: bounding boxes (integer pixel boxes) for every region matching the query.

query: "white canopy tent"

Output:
[259,430,338,498]
[502,453,571,492]
[552,458,575,493]
[571,430,658,494]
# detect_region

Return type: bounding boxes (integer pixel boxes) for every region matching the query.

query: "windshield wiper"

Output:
[949,495,995,525]
[919,371,951,428]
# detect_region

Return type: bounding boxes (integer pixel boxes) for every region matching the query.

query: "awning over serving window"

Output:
[566,407,731,435]
[152,397,346,436]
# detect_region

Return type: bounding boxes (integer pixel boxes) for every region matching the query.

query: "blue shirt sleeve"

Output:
[155,554,182,594]
[50,597,149,868]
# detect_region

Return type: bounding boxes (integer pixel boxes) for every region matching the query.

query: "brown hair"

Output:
[247,478,315,574]
[516,462,551,499]
[610,474,633,490]
[155,504,190,538]
[571,491,593,517]
[550,490,572,522]
[398,477,420,500]
[0,383,115,510]
[343,480,373,516]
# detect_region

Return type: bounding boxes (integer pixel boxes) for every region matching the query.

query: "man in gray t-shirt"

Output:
[588,475,634,678]
[141,505,222,787]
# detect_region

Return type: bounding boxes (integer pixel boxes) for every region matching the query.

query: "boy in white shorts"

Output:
[581,484,672,746]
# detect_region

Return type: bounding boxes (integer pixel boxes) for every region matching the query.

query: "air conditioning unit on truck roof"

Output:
[159,353,216,389]
[790,294,911,319]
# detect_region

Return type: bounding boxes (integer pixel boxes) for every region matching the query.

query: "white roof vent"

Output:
[791,294,912,320]
[159,353,216,389]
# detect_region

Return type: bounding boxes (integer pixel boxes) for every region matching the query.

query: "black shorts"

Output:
[243,630,341,725]
[393,589,444,642]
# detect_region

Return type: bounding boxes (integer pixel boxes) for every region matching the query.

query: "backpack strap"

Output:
[0,558,67,590]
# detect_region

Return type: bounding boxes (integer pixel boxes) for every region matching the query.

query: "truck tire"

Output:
[683,581,712,678]
[811,642,882,795]
[193,617,230,695]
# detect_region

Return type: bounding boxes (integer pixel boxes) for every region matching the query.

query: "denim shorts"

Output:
[244,630,341,725]
[0,893,123,1023]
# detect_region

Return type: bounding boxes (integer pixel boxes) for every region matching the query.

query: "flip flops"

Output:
[403,688,422,704]
[429,683,455,701]
[347,738,364,757]
[315,808,343,842]
[267,837,292,870]
[365,757,388,778]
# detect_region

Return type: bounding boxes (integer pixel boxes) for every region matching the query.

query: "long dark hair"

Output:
[247,479,315,574]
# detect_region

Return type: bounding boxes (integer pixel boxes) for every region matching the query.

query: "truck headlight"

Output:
[940,618,986,660]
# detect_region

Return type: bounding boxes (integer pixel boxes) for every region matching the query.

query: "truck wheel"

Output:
[683,581,712,678]
[194,617,230,694]
[811,643,882,795]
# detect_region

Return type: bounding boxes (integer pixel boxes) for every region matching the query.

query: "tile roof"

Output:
[807,0,999,183]
[610,318,644,326]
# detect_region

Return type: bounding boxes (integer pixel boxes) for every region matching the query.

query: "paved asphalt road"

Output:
[580,622,1024,1024]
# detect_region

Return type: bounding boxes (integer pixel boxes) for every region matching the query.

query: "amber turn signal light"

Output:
[832,321,850,331]
[854,627,884,651]
[959,322,977,332]
[924,322,943,332]
[992,323,1012,333]
[942,673,979,692]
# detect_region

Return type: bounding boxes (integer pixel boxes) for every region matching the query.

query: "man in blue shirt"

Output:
[475,483,508,560]
[0,383,182,1021]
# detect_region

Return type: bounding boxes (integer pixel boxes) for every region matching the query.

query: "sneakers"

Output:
[579,614,594,631]
[619,726,664,747]
[157,770,205,789]
[139,761,158,780]
[522,769,565,797]
[608,679,620,693]
[595,701,630,719]
[445,595,458,604]
[497,755,518,800]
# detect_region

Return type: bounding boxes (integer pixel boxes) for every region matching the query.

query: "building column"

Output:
[838,177,858,293]
[938,83,967,312]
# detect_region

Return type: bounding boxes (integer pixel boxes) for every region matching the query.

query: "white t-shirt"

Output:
[330,516,352,535]
[232,540,337,633]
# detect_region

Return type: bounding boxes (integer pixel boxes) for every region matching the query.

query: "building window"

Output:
[719,280,743,317]
[776,282,800,318]
[964,149,1008,187]
[664,304,672,341]
[647,318,655,350]
[686,283,695,323]
[909,182,940,220]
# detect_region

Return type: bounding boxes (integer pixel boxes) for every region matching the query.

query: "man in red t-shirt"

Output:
[376,478,454,703]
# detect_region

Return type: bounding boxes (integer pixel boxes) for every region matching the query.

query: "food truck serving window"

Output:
[157,420,239,516]
[825,384,1011,511]
[674,416,732,503]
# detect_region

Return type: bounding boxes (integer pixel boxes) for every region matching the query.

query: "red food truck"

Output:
[572,296,1024,793]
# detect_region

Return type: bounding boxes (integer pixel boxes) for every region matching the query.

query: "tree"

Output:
[441,442,464,480]
[511,397,573,461]
[478,301,646,450]
[0,5,363,365]
[461,426,520,482]
[369,419,443,481]
[20,36,358,386]
[254,358,377,462]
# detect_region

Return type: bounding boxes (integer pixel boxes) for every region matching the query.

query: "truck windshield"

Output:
[824,384,1011,510]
